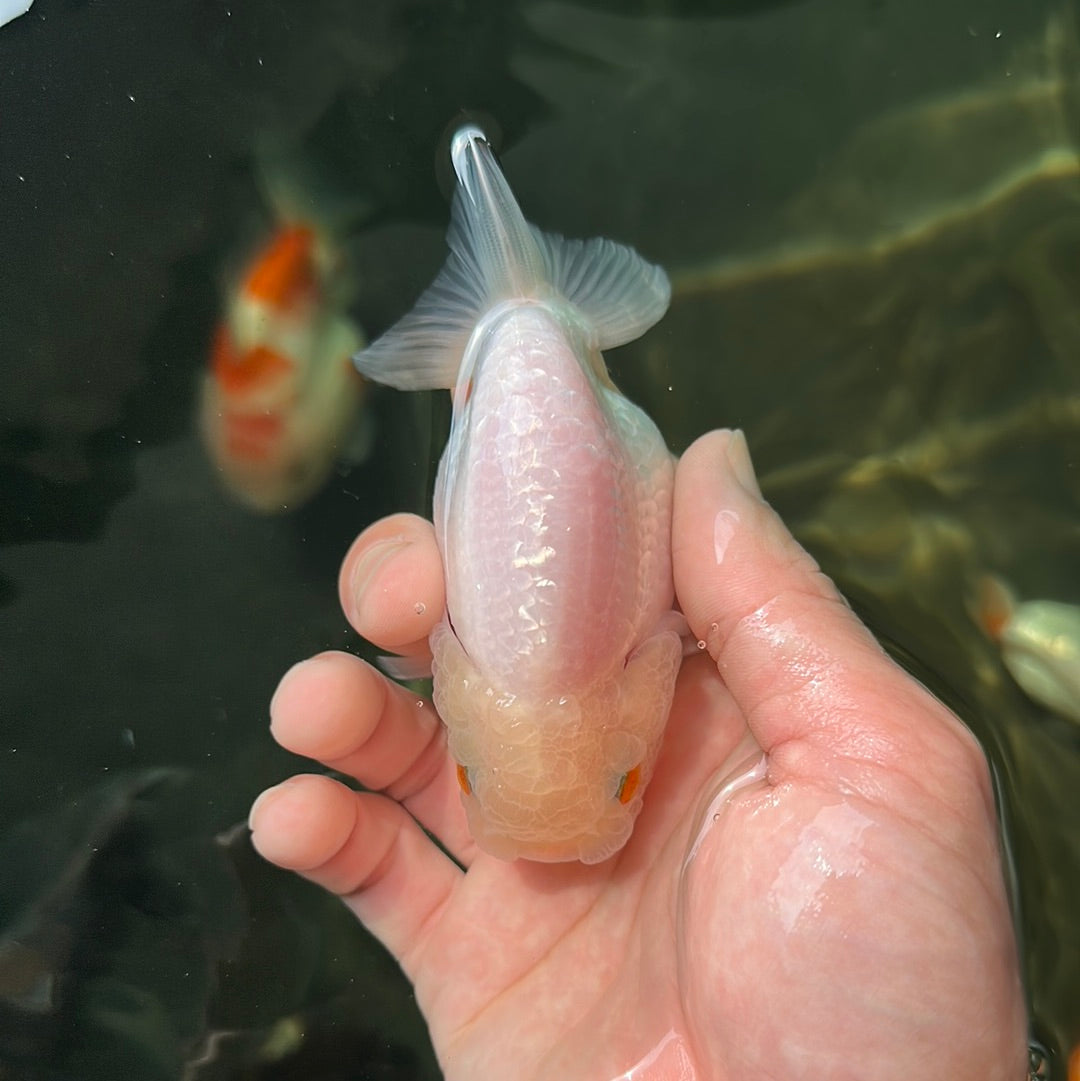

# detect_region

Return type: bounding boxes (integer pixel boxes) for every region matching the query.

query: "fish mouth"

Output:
[471,817,619,865]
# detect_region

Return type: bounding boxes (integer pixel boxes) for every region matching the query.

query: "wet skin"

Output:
[249,429,1027,1080]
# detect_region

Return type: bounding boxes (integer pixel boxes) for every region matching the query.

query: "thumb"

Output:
[672,430,968,774]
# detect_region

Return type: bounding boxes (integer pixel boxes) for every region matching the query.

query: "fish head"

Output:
[242,224,320,316]
[432,621,682,864]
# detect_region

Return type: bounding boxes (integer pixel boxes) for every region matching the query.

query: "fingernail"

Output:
[351,536,409,611]
[248,785,279,829]
[725,429,763,499]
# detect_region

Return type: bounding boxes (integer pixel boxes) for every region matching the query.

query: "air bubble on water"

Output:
[414,601,426,615]
[696,640,707,651]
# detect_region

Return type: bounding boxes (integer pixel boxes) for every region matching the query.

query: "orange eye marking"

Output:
[244,225,318,310]
[616,765,642,805]
[456,763,472,796]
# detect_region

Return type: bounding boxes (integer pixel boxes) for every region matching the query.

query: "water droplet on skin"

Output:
[713,508,739,564]
[414,601,426,615]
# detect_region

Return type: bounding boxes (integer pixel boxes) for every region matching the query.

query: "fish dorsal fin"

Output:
[354,126,669,390]
[532,228,670,349]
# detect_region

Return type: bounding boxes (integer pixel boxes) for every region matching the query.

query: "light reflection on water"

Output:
[0,0,1077,1077]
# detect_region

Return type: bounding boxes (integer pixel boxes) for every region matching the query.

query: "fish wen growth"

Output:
[355,126,682,863]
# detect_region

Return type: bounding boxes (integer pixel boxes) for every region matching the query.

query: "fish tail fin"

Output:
[354,125,670,391]
[533,227,671,350]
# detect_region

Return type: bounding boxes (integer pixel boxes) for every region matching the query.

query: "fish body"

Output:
[201,221,366,512]
[976,576,1080,724]
[355,127,681,863]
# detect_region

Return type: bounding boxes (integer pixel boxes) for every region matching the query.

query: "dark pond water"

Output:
[1,0,1077,1077]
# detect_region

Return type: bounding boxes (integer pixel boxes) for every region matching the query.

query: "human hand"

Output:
[249,429,1027,1080]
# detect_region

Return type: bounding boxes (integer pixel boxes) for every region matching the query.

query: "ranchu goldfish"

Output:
[201,220,366,512]
[976,576,1080,725]
[354,126,682,863]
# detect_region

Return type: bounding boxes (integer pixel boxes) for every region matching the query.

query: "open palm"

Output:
[250,430,1026,1080]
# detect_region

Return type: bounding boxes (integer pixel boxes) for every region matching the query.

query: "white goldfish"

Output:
[975,576,1080,724]
[354,126,682,863]
[0,0,33,30]
[200,219,366,512]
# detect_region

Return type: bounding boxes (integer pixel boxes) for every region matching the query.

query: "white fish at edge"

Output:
[0,0,33,31]
[975,575,1080,725]
[354,126,682,863]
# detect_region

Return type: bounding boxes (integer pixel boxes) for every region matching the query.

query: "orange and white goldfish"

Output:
[355,126,681,864]
[975,575,1080,724]
[200,219,366,512]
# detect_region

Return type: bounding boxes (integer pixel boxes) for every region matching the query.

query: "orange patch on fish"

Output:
[616,765,641,805]
[973,575,1015,642]
[212,331,295,396]
[244,225,318,310]
[456,763,472,795]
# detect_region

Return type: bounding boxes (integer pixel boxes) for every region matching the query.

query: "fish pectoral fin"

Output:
[377,652,434,682]
[620,628,684,739]
[533,227,671,350]
[649,610,697,656]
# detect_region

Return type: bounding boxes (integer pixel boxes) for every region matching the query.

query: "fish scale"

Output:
[446,311,640,693]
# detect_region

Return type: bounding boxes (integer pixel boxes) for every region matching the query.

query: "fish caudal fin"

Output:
[534,228,670,350]
[353,124,670,391]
